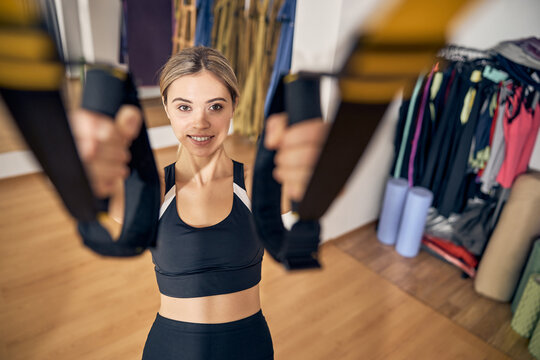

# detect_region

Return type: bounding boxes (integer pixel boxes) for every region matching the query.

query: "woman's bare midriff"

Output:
[158,284,261,324]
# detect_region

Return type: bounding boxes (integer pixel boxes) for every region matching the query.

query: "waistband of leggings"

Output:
[154,309,265,333]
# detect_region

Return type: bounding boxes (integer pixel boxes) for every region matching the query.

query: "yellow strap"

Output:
[0,29,57,61]
[339,78,408,103]
[0,60,64,91]
[344,50,437,77]
[362,0,469,44]
[0,0,41,26]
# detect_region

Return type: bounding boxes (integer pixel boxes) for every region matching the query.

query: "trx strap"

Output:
[0,1,160,256]
[77,68,160,256]
[253,75,323,270]
[253,0,471,270]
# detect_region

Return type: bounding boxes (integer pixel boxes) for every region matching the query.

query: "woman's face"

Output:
[163,70,235,158]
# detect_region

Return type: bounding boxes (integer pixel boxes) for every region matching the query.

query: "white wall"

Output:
[54,0,83,77]
[78,0,122,66]
[292,0,540,242]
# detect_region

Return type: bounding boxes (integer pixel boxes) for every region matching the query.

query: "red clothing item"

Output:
[423,234,478,268]
[496,87,540,188]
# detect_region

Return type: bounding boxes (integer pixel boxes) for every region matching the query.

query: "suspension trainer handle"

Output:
[252,75,323,270]
[77,67,160,256]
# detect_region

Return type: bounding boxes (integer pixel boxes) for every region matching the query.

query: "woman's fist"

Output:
[71,105,142,198]
[264,113,328,202]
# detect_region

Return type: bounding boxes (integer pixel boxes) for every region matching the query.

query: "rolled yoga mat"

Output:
[512,239,540,313]
[377,178,409,245]
[529,315,540,360]
[511,273,540,338]
[475,173,540,301]
[395,186,433,257]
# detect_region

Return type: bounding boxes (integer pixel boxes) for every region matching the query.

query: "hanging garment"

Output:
[392,74,425,179]
[264,0,296,117]
[408,67,436,186]
[420,65,473,207]
[480,82,513,194]
[390,99,413,178]
[195,0,214,47]
[438,72,496,217]
[408,67,450,186]
[496,87,540,188]
[469,91,497,172]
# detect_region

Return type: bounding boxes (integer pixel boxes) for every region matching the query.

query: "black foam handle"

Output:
[252,74,323,269]
[82,69,125,118]
[77,68,160,256]
[80,68,127,213]
[284,76,322,126]
[284,77,322,212]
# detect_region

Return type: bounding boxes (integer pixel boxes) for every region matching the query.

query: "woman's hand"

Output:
[71,105,142,198]
[264,113,328,202]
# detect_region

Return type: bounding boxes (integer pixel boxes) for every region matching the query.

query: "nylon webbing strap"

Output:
[77,68,160,256]
[253,76,322,269]
[0,1,160,256]
[253,0,471,270]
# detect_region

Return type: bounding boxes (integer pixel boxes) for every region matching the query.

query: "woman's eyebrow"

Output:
[206,97,227,103]
[171,97,228,103]
[171,97,192,103]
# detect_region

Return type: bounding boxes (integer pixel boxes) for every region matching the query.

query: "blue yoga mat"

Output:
[395,186,433,257]
[377,178,409,246]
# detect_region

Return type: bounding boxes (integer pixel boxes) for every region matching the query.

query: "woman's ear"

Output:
[162,96,170,119]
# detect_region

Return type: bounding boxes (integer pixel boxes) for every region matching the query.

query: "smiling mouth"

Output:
[188,135,214,142]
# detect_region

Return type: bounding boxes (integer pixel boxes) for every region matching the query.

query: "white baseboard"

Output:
[0,125,178,180]
[138,86,161,99]
[0,151,42,179]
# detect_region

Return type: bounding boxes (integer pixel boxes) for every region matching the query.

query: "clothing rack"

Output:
[437,44,494,62]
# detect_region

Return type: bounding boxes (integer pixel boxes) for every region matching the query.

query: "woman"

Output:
[73,46,326,359]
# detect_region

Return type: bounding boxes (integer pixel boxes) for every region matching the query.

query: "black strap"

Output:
[232,160,246,190]
[252,76,322,270]
[77,68,160,256]
[1,65,160,256]
[253,32,448,270]
[0,88,96,221]
[164,163,176,193]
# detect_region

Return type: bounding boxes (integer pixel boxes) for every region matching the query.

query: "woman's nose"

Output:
[192,110,210,128]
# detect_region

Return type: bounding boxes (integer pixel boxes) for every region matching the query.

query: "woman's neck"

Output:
[176,146,231,186]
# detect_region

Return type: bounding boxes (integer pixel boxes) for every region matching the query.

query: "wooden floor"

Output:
[0,134,532,359]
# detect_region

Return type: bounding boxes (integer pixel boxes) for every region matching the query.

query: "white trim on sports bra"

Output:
[159,182,251,221]
[233,183,251,211]
[159,185,176,220]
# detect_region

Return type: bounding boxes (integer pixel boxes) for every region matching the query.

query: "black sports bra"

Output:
[150,160,264,298]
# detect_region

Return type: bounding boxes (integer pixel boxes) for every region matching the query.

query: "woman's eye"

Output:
[209,104,223,111]
[178,105,191,111]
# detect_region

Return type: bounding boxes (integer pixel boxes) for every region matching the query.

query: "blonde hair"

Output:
[159,46,239,105]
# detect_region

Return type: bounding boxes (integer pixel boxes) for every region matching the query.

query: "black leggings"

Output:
[142,310,274,360]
